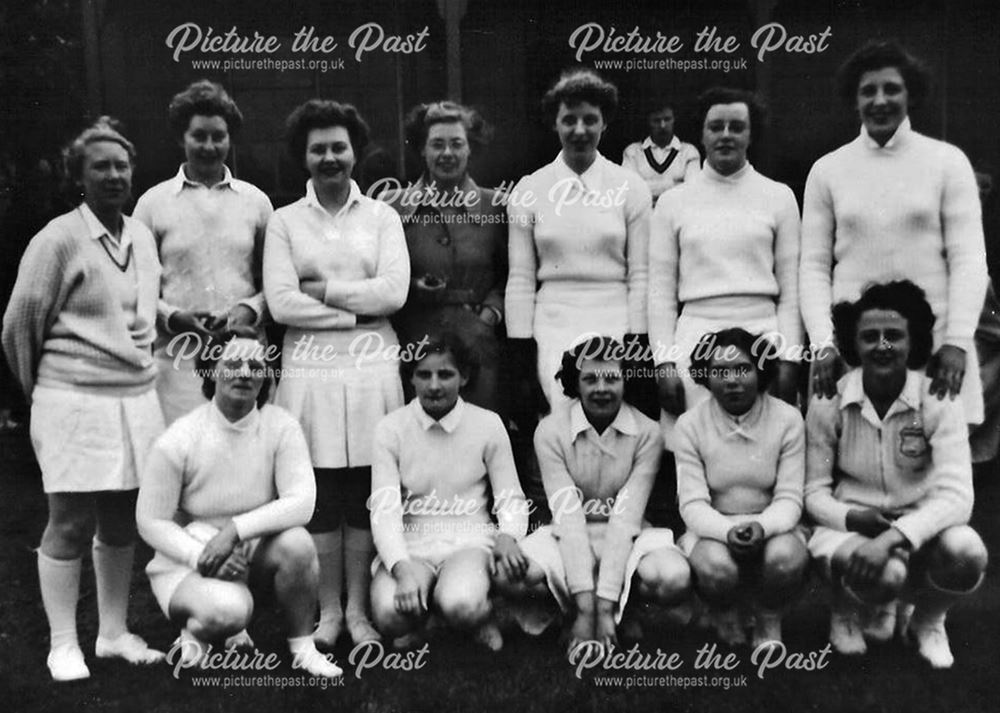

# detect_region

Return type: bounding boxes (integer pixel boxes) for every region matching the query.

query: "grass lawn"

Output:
[2,434,998,713]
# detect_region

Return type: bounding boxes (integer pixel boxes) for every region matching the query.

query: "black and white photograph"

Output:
[1,1,998,711]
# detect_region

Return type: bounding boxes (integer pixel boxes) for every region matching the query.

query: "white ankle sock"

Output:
[93,540,134,641]
[37,551,82,651]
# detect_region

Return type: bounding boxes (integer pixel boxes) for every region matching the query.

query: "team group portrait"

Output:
[1,0,998,711]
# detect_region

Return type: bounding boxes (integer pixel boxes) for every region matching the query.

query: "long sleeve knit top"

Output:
[534,400,662,602]
[2,205,160,399]
[136,401,316,569]
[649,162,802,365]
[370,398,527,572]
[621,136,701,203]
[804,369,974,550]
[263,180,409,334]
[675,394,805,542]
[800,119,987,348]
[505,152,652,338]
[133,166,272,336]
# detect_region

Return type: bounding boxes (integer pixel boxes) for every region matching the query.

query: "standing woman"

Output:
[2,118,165,681]
[264,100,409,648]
[134,80,273,426]
[506,69,652,411]
[801,41,988,422]
[649,87,801,449]
[383,102,507,415]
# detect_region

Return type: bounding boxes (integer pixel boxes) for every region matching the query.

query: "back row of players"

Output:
[1,39,989,681]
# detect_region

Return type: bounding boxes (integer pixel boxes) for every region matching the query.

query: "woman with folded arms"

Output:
[674,328,808,647]
[2,118,164,681]
[805,280,987,668]
[134,80,272,425]
[264,99,409,648]
[370,333,527,649]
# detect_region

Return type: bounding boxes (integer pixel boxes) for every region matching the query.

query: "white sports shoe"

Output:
[474,621,504,651]
[47,643,91,682]
[863,601,897,643]
[294,645,344,679]
[829,608,867,655]
[95,632,165,664]
[910,615,954,669]
[224,629,255,651]
[752,610,783,648]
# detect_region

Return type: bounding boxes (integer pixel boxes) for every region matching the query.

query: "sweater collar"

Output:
[702,160,753,184]
[210,398,261,432]
[554,150,608,193]
[860,116,912,151]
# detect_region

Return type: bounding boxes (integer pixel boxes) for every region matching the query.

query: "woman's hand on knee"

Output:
[215,549,250,582]
[727,522,765,562]
[392,560,429,617]
[492,534,528,583]
[198,521,241,578]
[844,533,904,591]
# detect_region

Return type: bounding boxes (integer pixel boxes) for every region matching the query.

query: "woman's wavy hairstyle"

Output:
[542,68,619,123]
[836,40,931,110]
[168,79,244,139]
[284,99,370,164]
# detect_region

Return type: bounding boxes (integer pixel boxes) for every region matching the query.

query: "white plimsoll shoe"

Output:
[95,632,165,664]
[224,629,255,651]
[863,601,897,643]
[294,646,344,679]
[752,610,783,648]
[909,614,954,669]
[474,621,504,651]
[47,644,91,682]
[829,608,866,655]
[712,608,747,646]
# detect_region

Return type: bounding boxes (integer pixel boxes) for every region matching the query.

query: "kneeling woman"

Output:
[370,333,528,648]
[136,327,341,678]
[805,281,987,668]
[497,336,690,655]
[674,328,808,647]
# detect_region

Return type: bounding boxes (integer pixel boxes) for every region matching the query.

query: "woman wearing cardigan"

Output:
[2,118,165,681]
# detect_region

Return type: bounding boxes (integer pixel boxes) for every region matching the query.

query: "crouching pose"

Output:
[136,327,342,678]
[370,333,528,649]
[805,281,988,668]
[496,336,691,655]
[675,329,809,647]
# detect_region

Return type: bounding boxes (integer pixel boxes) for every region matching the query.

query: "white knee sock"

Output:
[344,526,375,622]
[92,539,134,641]
[37,551,82,651]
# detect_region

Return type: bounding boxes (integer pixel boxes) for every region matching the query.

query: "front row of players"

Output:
[136,279,986,678]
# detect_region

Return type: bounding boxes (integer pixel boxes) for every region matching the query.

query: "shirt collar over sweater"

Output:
[80,202,133,255]
[170,164,239,195]
[554,150,610,194]
[708,394,766,441]
[304,178,363,218]
[839,367,923,425]
[569,400,639,441]
[412,396,466,433]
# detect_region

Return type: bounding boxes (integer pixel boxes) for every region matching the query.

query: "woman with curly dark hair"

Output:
[805,280,987,668]
[801,41,988,422]
[264,98,409,649]
[505,69,652,415]
[134,80,273,425]
[382,101,507,414]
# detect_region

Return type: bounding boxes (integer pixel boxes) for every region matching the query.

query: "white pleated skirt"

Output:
[30,384,164,493]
